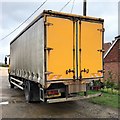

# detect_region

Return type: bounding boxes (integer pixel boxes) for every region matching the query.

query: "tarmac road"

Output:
[0,67,119,119]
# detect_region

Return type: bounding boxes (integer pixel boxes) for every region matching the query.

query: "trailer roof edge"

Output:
[10,10,104,45]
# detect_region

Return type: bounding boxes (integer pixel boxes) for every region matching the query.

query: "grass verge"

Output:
[87,90,120,109]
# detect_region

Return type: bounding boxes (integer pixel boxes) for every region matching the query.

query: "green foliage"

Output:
[89,92,120,109]
[94,80,100,86]
[79,70,120,109]
[0,63,9,67]
[79,89,119,108]
[103,71,118,93]
[101,88,119,95]
[113,83,119,90]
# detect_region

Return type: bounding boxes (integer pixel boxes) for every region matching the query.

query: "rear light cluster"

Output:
[47,89,59,96]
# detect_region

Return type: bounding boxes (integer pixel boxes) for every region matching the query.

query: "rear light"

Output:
[47,89,59,95]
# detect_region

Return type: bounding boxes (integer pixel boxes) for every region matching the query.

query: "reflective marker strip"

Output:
[0,101,9,105]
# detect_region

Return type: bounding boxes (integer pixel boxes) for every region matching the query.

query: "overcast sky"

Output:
[0,0,119,63]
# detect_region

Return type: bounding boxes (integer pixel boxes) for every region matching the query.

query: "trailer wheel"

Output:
[9,75,14,88]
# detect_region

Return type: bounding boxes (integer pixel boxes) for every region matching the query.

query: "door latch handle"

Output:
[66,69,74,74]
[81,69,89,73]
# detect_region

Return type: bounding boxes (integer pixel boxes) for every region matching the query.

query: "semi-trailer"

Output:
[8,10,104,103]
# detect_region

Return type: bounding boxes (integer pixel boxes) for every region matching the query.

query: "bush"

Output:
[103,71,117,93]
[113,83,119,90]
[0,63,9,67]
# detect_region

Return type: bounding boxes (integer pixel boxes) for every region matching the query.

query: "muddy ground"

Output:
[0,67,119,119]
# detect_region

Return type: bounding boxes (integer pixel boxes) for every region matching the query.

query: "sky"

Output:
[118,1,120,35]
[0,0,119,63]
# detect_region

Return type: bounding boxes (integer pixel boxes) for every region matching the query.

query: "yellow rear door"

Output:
[46,17,75,80]
[79,21,103,79]
[46,16,103,80]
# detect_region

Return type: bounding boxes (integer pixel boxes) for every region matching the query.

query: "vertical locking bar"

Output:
[79,21,82,79]
[76,20,79,79]
[73,21,76,79]
[44,15,47,87]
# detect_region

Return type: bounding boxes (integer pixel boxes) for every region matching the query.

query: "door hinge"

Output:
[45,71,53,75]
[97,28,105,32]
[98,70,105,73]
[97,49,105,53]
[45,22,53,26]
[45,47,53,51]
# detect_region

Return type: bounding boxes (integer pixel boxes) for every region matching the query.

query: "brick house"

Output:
[104,42,112,54]
[104,35,120,83]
